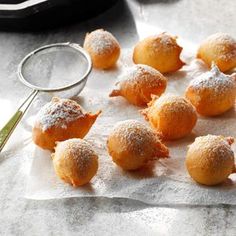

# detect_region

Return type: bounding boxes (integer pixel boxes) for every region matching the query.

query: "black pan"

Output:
[0,0,119,31]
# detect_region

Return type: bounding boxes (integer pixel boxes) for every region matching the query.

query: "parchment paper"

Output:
[25,49,236,205]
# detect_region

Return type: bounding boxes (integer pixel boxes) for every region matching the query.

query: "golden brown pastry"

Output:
[185,64,236,116]
[33,97,101,151]
[133,32,185,74]
[186,135,235,186]
[197,33,236,72]
[107,120,169,170]
[52,138,98,187]
[109,64,167,106]
[83,29,120,69]
[142,95,197,140]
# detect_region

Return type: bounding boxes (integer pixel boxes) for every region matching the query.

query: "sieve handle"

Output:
[0,90,38,152]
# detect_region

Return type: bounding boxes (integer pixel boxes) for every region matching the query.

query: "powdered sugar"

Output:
[153,94,196,114]
[122,64,162,79]
[56,139,97,172]
[27,48,236,205]
[203,33,236,60]
[188,65,236,95]
[207,33,236,45]
[36,97,84,131]
[189,135,234,161]
[119,64,165,87]
[152,33,179,52]
[159,33,176,45]
[84,29,119,55]
[110,120,159,156]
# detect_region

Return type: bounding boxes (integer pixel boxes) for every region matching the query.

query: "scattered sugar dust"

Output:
[25,48,236,205]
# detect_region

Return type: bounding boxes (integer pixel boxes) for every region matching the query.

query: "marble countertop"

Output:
[0,0,236,235]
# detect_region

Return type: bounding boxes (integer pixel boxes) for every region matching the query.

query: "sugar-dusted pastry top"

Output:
[107,119,169,170]
[142,95,197,140]
[110,120,161,154]
[186,64,236,116]
[110,64,167,106]
[197,32,236,72]
[188,64,235,94]
[84,29,119,55]
[52,138,98,187]
[186,135,235,186]
[33,97,101,151]
[36,97,84,131]
[83,29,120,69]
[133,32,185,73]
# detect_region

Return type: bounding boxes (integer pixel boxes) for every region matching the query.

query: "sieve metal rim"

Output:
[17,42,92,92]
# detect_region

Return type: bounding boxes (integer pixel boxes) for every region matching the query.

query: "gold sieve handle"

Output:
[0,90,38,152]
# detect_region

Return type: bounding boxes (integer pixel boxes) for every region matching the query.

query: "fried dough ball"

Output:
[142,95,197,140]
[109,64,167,106]
[185,64,236,116]
[107,120,169,170]
[83,29,120,69]
[52,139,98,187]
[33,97,101,151]
[186,135,235,186]
[197,33,236,72]
[133,33,185,74]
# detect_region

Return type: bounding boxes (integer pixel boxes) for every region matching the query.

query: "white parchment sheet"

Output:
[25,49,236,205]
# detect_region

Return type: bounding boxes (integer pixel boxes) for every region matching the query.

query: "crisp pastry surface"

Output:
[52,138,98,187]
[109,64,167,106]
[133,32,185,73]
[186,135,235,186]
[142,95,197,140]
[197,33,236,72]
[32,97,101,151]
[107,119,169,170]
[83,29,120,69]
[185,64,236,116]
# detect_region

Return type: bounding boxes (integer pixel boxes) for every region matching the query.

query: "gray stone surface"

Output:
[0,0,236,235]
